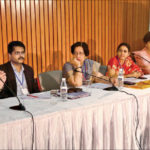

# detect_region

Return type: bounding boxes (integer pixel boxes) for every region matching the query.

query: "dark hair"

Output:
[117,42,130,52]
[143,32,150,43]
[71,42,89,56]
[8,41,25,54]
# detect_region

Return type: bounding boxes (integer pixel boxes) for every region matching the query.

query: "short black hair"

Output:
[143,32,150,43]
[71,42,89,56]
[117,42,130,52]
[8,41,25,54]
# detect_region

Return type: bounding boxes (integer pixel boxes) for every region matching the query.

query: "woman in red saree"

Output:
[106,43,143,78]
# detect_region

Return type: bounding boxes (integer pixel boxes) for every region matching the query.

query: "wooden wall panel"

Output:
[64,0,70,62]
[0,0,149,78]
[57,0,62,71]
[98,1,102,63]
[61,0,66,68]
[20,0,27,64]
[87,0,92,59]
[80,0,85,42]
[95,0,99,62]
[1,0,7,62]
[31,0,37,77]
[0,5,3,64]
[26,0,32,67]
[35,0,41,74]
[52,0,58,70]
[44,0,50,72]
[6,0,12,43]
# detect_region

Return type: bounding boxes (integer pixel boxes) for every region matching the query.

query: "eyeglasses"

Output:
[14,51,25,55]
[74,52,85,56]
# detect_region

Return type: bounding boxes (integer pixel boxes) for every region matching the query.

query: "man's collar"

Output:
[11,62,24,73]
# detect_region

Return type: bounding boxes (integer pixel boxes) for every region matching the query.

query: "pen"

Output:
[27,94,38,98]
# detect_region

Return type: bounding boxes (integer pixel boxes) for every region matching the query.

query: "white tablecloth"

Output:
[0,82,150,149]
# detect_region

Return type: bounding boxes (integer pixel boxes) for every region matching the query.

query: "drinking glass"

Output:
[49,90,58,104]
[82,80,92,95]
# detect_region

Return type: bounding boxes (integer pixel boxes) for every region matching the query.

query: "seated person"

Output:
[106,42,143,78]
[62,41,117,87]
[0,41,39,99]
[133,32,150,74]
[0,70,6,91]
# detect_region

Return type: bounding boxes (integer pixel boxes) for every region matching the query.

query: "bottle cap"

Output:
[119,68,123,72]
[62,78,66,81]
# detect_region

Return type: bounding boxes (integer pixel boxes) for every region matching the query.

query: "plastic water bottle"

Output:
[118,68,124,88]
[60,78,68,101]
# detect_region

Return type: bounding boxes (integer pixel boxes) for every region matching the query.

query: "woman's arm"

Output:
[67,69,83,87]
[124,57,143,78]
[64,58,83,87]
[107,66,118,77]
[92,71,118,86]
[124,71,142,78]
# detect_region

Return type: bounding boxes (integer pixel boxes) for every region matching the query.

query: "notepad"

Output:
[67,91,90,100]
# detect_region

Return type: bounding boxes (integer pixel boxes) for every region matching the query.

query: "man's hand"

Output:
[0,71,6,90]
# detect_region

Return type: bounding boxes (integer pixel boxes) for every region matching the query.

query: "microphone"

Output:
[0,78,26,111]
[131,52,150,63]
[74,68,118,91]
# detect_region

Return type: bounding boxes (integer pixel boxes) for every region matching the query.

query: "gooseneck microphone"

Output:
[0,78,26,111]
[74,68,118,91]
[131,52,150,63]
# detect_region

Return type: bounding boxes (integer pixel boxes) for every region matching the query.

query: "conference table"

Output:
[0,76,150,149]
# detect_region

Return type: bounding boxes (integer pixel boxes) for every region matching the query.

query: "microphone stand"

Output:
[0,78,26,111]
[74,69,118,91]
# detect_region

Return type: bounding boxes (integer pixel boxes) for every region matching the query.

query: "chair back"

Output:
[92,60,107,75]
[99,65,107,75]
[38,70,62,91]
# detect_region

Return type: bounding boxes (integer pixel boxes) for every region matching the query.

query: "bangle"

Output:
[75,66,82,70]
[76,68,82,72]
[74,67,82,73]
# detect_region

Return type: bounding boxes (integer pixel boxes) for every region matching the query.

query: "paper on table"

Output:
[67,91,90,100]
[124,75,150,83]
[91,83,112,89]
[124,78,144,83]
[19,91,51,100]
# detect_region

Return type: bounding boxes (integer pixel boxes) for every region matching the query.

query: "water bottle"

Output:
[118,68,124,88]
[60,78,68,101]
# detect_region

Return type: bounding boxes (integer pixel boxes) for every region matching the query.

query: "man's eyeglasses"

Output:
[14,51,25,55]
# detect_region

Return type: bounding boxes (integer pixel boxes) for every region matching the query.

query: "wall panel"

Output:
[20,0,27,64]
[0,0,149,78]
[48,0,54,71]
[44,0,50,72]
[1,0,7,62]
[30,0,37,77]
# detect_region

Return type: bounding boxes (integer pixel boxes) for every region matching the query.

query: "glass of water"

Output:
[49,90,58,104]
[82,79,92,95]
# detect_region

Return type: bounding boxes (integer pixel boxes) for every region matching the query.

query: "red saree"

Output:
[106,56,143,75]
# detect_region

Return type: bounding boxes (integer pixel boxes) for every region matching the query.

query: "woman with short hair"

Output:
[62,42,117,87]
